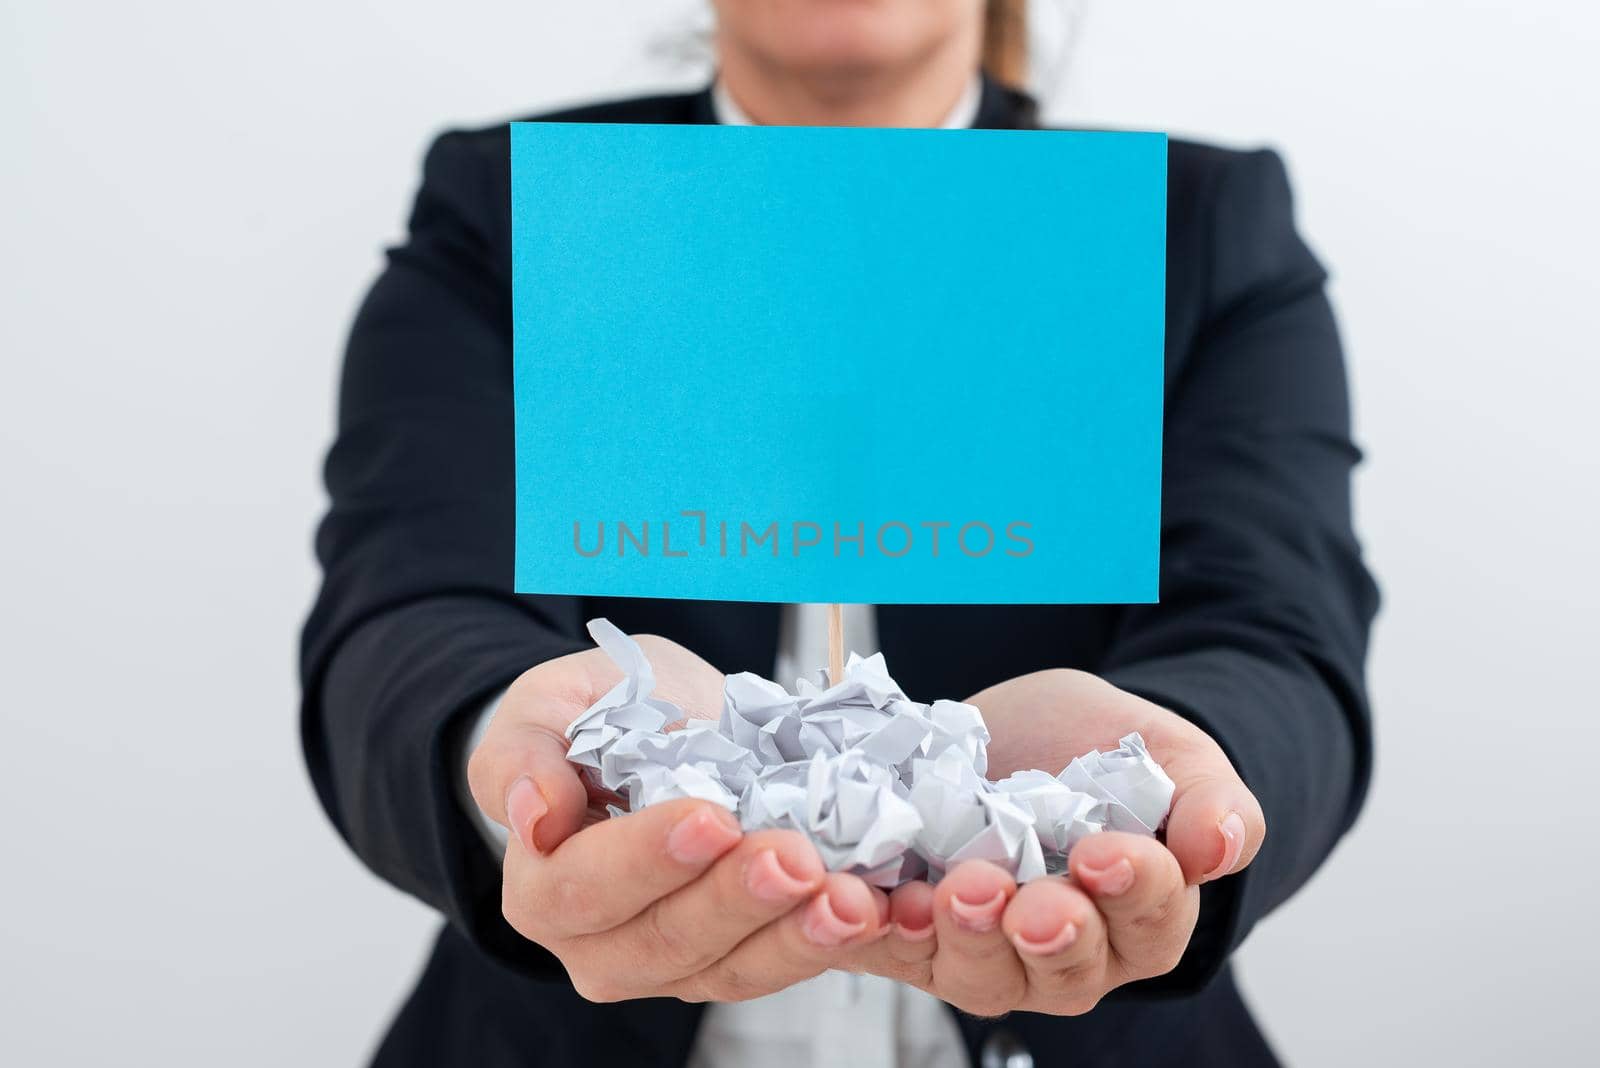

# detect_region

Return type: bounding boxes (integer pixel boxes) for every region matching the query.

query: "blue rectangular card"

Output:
[511,122,1164,604]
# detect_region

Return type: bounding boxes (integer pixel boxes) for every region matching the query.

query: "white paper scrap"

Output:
[565,619,1176,885]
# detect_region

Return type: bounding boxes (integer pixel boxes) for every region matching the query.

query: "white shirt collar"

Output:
[711,75,983,129]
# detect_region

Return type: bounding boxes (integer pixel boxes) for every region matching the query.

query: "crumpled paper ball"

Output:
[565,618,1175,886]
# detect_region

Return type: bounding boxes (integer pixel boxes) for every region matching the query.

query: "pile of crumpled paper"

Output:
[566,619,1175,887]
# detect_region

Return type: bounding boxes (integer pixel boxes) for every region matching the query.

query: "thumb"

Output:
[1161,747,1267,885]
[467,718,591,857]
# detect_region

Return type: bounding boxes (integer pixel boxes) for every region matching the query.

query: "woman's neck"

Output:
[714,28,982,128]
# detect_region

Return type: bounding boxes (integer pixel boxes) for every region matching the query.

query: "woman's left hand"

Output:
[844,669,1266,1017]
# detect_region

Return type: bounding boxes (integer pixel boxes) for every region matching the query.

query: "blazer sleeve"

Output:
[299,130,588,978]
[1100,148,1380,992]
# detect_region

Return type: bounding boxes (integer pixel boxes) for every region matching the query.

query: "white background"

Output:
[3,2,1596,1064]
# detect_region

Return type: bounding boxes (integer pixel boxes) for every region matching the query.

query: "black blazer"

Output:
[301,78,1377,1068]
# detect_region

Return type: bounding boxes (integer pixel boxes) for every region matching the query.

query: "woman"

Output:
[301,1,1378,1065]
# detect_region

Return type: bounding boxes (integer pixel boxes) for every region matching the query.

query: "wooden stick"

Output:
[827,603,844,686]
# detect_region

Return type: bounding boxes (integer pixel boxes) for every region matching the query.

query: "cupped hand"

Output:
[501,798,889,1002]
[467,637,889,1003]
[847,669,1266,1017]
[468,634,727,853]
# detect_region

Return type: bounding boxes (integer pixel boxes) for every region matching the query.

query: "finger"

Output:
[889,879,937,955]
[1068,832,1197,977]
[683,872,890,1003]
[576,830,827,990]
[930,861,1025,1017]
[844,878,937,987]
[1160,745,1266,883]
[507,798,742,941]
[467,716,591,855]
[1000,876,1109,1011]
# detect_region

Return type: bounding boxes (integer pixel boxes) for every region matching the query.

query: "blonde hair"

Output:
[982,0,1028,88]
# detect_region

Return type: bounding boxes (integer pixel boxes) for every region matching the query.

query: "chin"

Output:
[721,0,971,76]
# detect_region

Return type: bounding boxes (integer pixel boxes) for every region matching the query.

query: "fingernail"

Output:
[1079,857,1136,897]
[1205,812,1247,882]
[505,776,548,853]
[1012,920,1079,957]
[893,921,935,942]
[745,849,811,903]
[948,888,1006,933]
[666,807,741,865]
[802,892,866,946]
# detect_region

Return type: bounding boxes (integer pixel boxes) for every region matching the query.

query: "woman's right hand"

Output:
[466,637,890,1002]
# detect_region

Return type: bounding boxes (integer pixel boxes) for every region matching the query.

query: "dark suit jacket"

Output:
[301,77,1378,1067]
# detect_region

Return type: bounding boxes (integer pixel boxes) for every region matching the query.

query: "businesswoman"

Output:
[301,1,1378,1065]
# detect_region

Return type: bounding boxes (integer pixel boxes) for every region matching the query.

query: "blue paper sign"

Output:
[511,122,1164,604]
